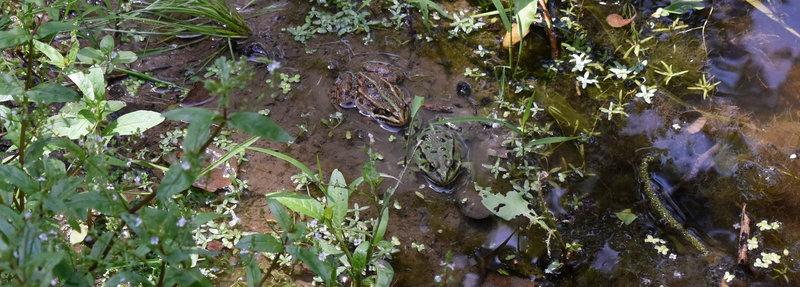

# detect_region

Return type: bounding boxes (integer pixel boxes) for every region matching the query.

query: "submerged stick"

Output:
[639,155,709,254]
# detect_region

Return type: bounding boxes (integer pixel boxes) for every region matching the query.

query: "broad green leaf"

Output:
[33,40,65,69]
[268,198,295,233]
[0,73,24,101]
[112,51,137,64]
[266,192,324,221]
[68,67,105,102]
[245,260,261,287]
[372,207,389,245]
[156,160,196,202]
[163,107,218,124]
[288,246,332,285]
[27,82,78,103]
[35,21,77,39]
[236,234,284,253]
[105,272,151,287]
[410,95,424,120]
[99,35,114,54]
[480,190,538,222]
[0,27,31,50]
[351,241,370,271]
[162,267,212,287]
[0,164,37,194]
[69,191,120,216]
[77,47,105,65]
[47,115,92,139]
[374,259,394,287]
[615,209,638,225]
[515,0,539,36]
[104,110,164,136]
[326,169,349,228]
[663,0,705,15]
[227,112,293,142]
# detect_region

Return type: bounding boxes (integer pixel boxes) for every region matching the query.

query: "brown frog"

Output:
[329,61,408,128]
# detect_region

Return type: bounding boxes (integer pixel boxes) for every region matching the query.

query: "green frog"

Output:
[329,61,408,128]
[413,124,468,189]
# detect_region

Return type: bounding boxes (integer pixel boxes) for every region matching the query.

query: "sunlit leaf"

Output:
[104,110,164,136]
[266,191,324,220]
[351,241,370,271]
[374,259,394,287]
[480,190,538,222]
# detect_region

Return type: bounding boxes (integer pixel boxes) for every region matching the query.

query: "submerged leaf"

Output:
[606,13,636,28]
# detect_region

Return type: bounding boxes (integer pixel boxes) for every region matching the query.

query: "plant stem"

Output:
[156,260,166,287]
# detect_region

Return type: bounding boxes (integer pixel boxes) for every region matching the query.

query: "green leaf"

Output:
[236,234,284,253]
[35,21,77,39]
[77,47,105,65]
[527,136,579,146]
[515,0,539,36]
[0,73,24,101]
[103,110,164,136]
[105,272,151,287]
[69,191,120,215]
[47,115,92,140]
[266,192,324,221]
[162,268,212,287]
[227,112,293,142]
[27,82,78,103]
[491,0,512,33]
[33,40,66,69]
[374,259,394,287]
[112,51,137,64]
[326,169,349,228]
[351,241,370,271]
[245,260,261,287]
[663,0,705,15]
[0,27,32,50]
[99,35,114,54]
[372,207,389,245]
[268,198,295,233]
[480,190,538,222]
[288,246,332,285]
[0,164,37,194]
[156,160,196,202]
[163,108,216,153]
[68,67,105,102]
[614,209,638,225]
[410,95,424,120]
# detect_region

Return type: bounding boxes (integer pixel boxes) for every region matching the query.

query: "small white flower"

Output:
[569,53,591,72]
[239,249,249,255]
[38,233,48,241]
[318,252,326,261]
[668,253,677,260]
[723,271,735,282]
[576,71,598,89]
[150,236,160,245]
[434,275,442,283]
[177,217,187,228]
[134,217,143,227]
[790,153,797,159]
[747,237,759,250]
[635,85,657,104]
[181,161,191,170]
[37,177,46,182]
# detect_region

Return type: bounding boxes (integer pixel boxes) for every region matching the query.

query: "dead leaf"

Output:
[686,116,707,134]
[606,13,636,28]
[502,23,529,48]
[737,204,750,265]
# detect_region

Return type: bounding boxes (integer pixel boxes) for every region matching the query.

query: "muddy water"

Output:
[117,0,800,285]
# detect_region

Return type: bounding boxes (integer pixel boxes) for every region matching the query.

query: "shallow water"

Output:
[118,0,800,285]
